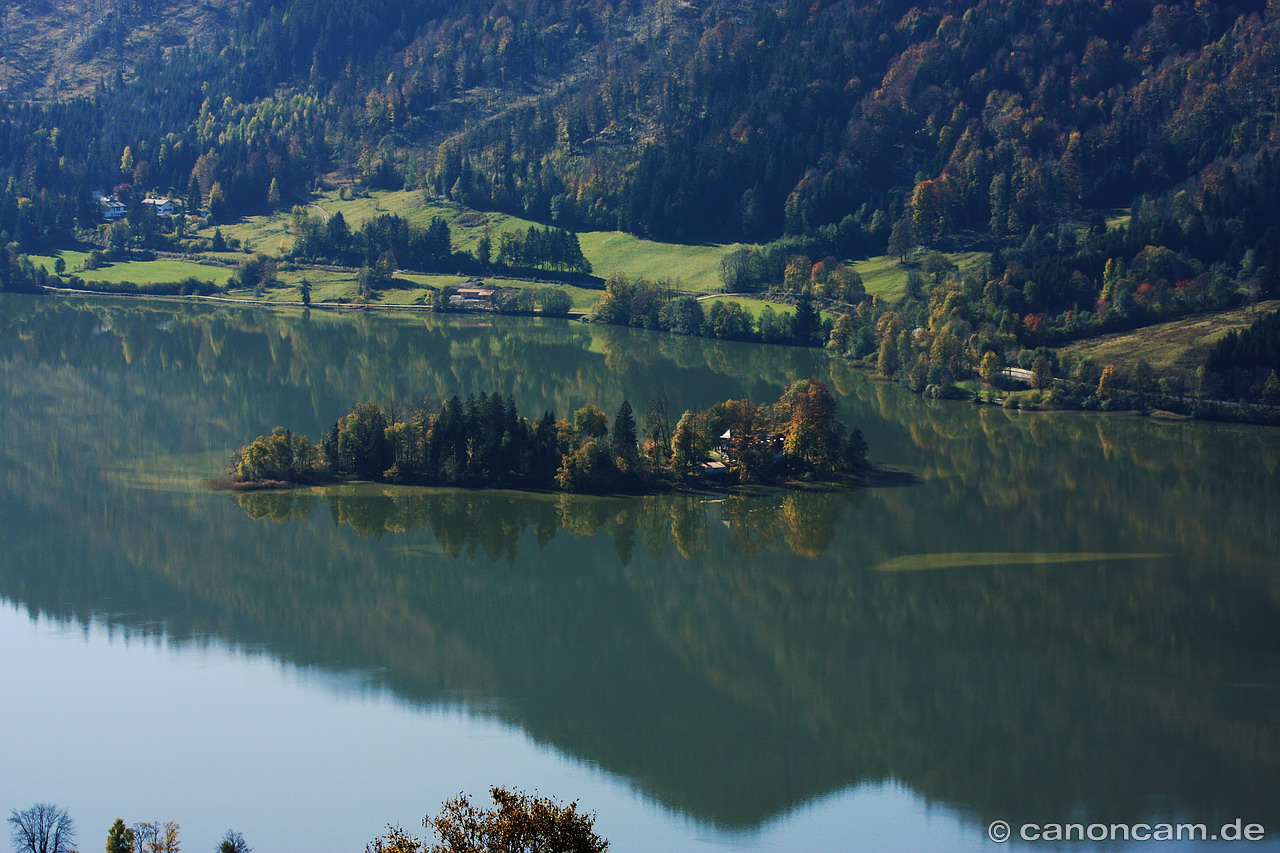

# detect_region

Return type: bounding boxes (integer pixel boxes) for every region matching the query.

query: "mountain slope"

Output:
[0,0,243,98]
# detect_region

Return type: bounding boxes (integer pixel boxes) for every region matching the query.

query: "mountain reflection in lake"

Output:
[1,294,1278,850]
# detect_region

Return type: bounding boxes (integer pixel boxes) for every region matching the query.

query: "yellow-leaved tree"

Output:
[365,787,608,853]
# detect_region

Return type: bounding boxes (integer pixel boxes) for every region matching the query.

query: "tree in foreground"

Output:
[366,825,423,853]
[131,820,180,853]
[217,830,251,853]
[366,787,608,853]
[106,819,135,853]
[8,803,75,853]
[432,787,608,853]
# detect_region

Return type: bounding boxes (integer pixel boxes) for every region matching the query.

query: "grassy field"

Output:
[28,249,91,272]
[210,190,541,257]
[209,190,738,289]
[691,295,849,326]
[853,250,989,301]
[29,251,235,287]
[204,189,994,302]
[35,189,985,314]
[577,231,742,292]
[1106,212,1132,231]
[1058,301,1280,371]
[699,295,794,319]
[27,244,595,310]
[224,267,365,304]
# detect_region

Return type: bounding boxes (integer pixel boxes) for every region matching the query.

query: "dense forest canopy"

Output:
[1,0,1276,241]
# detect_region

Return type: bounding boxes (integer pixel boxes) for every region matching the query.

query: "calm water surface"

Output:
[1,293,1277,851]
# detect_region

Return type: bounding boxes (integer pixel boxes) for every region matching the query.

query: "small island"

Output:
[224,379,867,494]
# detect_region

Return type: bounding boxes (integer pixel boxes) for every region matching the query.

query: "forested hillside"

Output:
[2,0,1279,402]
[3,0,1276,238]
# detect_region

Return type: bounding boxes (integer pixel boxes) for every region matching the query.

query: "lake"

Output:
[1,293,1277,851]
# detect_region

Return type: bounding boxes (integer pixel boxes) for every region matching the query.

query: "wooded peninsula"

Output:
[226,379,867,493]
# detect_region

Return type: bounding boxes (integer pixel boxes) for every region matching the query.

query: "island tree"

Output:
[228,381,867,493]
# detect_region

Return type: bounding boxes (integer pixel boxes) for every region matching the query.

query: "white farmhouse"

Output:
[142,197,177,215]
[99,197,126,220]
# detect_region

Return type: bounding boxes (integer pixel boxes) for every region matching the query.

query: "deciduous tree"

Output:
[670,410,708,475]
[131,821,180,853]
[8,804,75,853]
[979,351,1002,384]
[1097,364,1118,400]
[1030,355,1054,390]
[572,404,608,443]
[337,401,393,477]
[781,379,841,471]
[536,287,572,316]
[366,825,422,853]
[216,830,250,853]
[427,787,608,853]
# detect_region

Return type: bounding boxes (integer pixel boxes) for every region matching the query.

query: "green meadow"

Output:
[32,191,985,318]
[853,250,989,301]
[1058,300,1280,372]
[210,190,541,258]
[29,251,235,287]
[576,231,742,292]
[209,190,739,290]
[199,190,993,304]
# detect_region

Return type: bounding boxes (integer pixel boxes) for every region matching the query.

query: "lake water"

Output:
[1,293,1278,852]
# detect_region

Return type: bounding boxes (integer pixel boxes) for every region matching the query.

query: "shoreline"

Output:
[206,468,879,498]
[41,285,590,319]
[24,287,1278,428]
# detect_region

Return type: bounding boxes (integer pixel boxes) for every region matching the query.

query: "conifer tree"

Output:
[611,400,638,464]
[106,819,135,853]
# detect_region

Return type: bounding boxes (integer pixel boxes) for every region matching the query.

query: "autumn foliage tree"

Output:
[131,821,180,853]
[1097,364,1118,401]
[979,351,1002,384]
[669,410,709,476]
[228,427,318,483]
[364,787,608,853]
[781,379,842,471]
[230,384,868,491]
